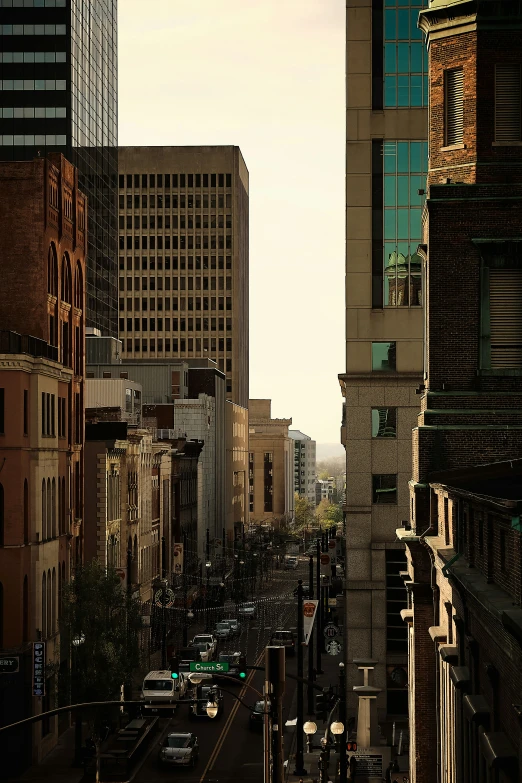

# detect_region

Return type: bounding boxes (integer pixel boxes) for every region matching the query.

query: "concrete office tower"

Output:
[339,0,428,717]
[0,155,86,772]
[117,147,249,409]
[289,430,317,504]
[0,0,118,337]
[248,400,294,528]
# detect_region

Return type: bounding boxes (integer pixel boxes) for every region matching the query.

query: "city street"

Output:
[133,560,307,783]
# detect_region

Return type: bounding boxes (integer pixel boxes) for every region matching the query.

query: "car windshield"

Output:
[273,632,291,640]
[194,643,208,650]
[218,653,239,663]
[216,623,229,630]
[144,679,173,691]
[166,736,189,748]
[194,636,212,642]
[242,603,254,610]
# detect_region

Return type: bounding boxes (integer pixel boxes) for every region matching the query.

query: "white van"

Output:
[141,670,187,712]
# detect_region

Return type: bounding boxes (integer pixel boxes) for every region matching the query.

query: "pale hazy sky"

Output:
[119,0,346,447]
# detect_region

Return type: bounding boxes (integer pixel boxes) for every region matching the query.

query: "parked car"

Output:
[215,651,244,682]
[249,700,267,729]
[214,621,233,640]
[284,557,299,570]
[293,583,310,597]
[270,630,296,656]
[190,685,224,719]
[238,602,256,620]
[222,618,241,635]
[142,670,188,713]
[192,642,213,662]
[158,732,199,768]
[191,634,217,657]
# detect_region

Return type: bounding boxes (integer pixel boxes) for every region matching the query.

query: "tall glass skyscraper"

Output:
[340,0,428,718]
[0,0,118,337]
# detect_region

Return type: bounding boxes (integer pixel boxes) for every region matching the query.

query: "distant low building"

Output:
[315,478,334,506]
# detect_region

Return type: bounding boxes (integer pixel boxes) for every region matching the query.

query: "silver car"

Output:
[158,732,199,767]
[214,621,233,639]
[238,602,256,620]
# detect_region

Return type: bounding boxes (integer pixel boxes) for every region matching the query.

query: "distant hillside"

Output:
[316,442,345,461]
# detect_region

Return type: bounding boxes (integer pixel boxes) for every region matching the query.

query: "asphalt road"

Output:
[132,561,307,783]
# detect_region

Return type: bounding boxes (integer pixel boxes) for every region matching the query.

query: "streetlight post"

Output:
[316,539,323,674]
[205,562,211,631]
[338,662,347,783]
[293,580,307,776]
[307,554,315,714]
[161,578,168,669]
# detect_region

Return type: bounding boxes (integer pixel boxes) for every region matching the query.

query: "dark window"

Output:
[372,0,384,110]
[372,341,396,371]
[385,549,407,654]
[23,389,28,435]
[371,407,396,437]
[372,139,384,308]
[495,64,522,142]
[0,389,4,434]
[500,528,508,572]
[445,69,464,146]
[372,474,397,504]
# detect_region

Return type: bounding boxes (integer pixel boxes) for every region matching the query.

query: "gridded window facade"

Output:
[383,141,427,306]
[384,0,428,108]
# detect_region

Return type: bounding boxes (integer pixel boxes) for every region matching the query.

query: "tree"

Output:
[315,500,343,529]
[60,560,144,709]
[294,494,316,530]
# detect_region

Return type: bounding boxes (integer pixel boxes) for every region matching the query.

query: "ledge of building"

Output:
[396,527,420,543]
[428,625,447,642]
[400,609,413,625]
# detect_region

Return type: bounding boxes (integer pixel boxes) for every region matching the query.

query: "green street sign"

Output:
[189,661,229,673]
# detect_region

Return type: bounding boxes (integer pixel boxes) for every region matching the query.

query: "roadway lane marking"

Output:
[199,649,264,783]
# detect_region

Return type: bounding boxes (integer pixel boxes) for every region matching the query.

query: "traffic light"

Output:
[169,656,179,678]
[346,741,357,752]
[315,691,327,720]
[238,655,247,679]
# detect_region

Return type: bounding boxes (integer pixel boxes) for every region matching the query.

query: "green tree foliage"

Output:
[294,494,316,530]
[60,560,143,704]
[315,500,343,528]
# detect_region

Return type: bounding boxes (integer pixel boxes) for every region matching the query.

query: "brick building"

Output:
[396,3,522,782]
[0,155,86,773]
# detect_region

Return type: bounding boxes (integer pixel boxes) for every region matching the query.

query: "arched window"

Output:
[62,477,66,533]
[74,261,83,310]
[0,483,4,547]
[61,254,72,304]
[47,478,52,538]
[41,479,47,541]
[23,479,29,545]
[51,568,56,634]
[23,575,28,643]
[51,478,56,538]
[47,568,51,637]
[42,572,47,638]
[47,243,58,296]
[0,582,3,647]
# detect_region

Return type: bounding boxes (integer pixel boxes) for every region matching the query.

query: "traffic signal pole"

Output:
[316,539,323,674]
[266,646,285,783]
[339,662,348,783]
[293,580,307,776]
[307,554,315,715]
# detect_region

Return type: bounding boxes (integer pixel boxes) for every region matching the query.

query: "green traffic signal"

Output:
[239,672,246,679]
[171,672,179,679]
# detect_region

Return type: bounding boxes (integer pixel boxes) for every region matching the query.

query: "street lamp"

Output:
[205,700,219,719]
[330,721,344,736]
[205,562,212,630]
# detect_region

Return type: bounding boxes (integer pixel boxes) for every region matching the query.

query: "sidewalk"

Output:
[6,726,86,783]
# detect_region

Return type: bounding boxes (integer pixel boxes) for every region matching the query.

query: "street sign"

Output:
[326,639,342,656]
[189,661,229,673]
[328,539,336,550]
[323,623,340,639]
[173,543,184,575]
[328,598,337,607]
[302,600,318,646]
[320,554,331,565]
[320,553,331,577]
[115,567,127,589]
[0,656,19,674]
[155,587,175,608]
[33,642,45,696]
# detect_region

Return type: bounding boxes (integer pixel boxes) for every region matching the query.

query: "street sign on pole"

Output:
[173,543,184,575]
[326,639,342,656]
[155,587,175,608]
[323,623,340,639]
[189,661,229,673]
[302,600,318,646]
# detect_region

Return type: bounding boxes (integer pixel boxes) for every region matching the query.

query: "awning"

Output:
[450,666,470,691]
[479,729,518,770]
[439,645,459,664]
[463,695,490,727]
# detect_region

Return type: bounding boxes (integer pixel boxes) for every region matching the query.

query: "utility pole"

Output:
[307,553,315,714]
[161,578,167,669]
[161,535,166,579]
[339,662,347,783]
[293,580,307,776]
[266,646,285,783]
[316,538,323,674]
[182,574,188,647]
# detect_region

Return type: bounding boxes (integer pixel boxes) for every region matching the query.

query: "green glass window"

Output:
[372,342,396,372]
[383,141,427,307]
[384,1,428,108]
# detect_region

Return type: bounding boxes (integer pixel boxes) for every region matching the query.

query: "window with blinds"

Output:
[495,64,522,142]
[445,69,464,146]
[489,268,522,367]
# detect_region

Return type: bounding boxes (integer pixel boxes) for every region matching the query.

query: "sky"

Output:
[119,0,346,449]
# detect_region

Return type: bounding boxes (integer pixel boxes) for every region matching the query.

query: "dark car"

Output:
[190,685,224,719]
[270,630,296,656]
[214,651,244,683]
[157,732,199,768]
[249,700,267,729]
